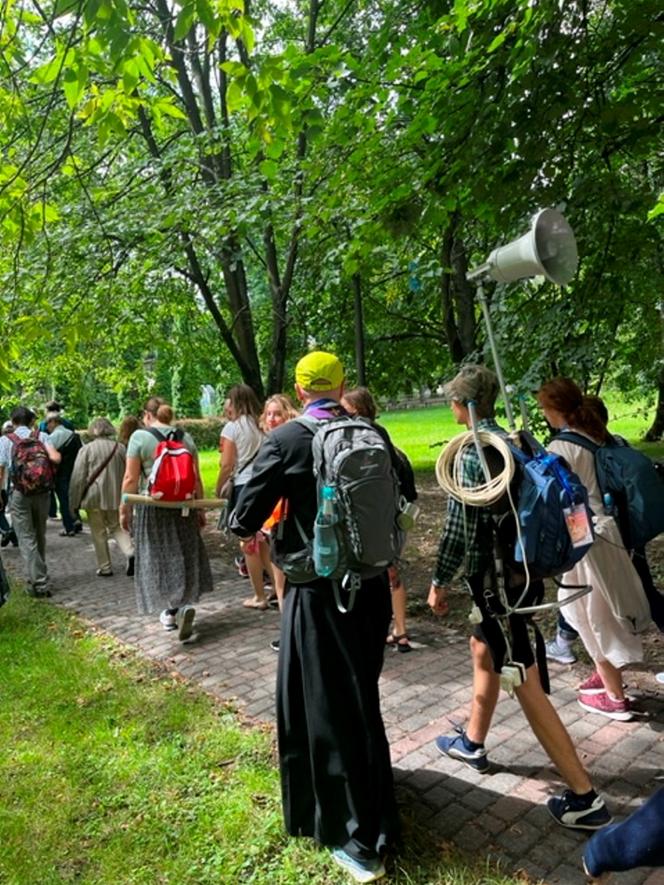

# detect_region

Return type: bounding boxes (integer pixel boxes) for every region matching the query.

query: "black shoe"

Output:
[26,585,52,599]
[270,638,280,652]
[547,790,612,830]
[74,521,83,534]
[0,534,9,547]
[126,555,135,577]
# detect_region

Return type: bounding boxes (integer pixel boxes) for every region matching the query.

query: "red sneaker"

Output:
[578,671,605,695]
[578,692,633,721]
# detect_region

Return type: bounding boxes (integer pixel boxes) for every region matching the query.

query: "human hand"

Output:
[120,505,132,533]
[428,583,450,616]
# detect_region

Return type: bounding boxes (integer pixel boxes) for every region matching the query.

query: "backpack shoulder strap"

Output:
[556,430,599,453]
[147,427,166,443]
[294,415,323,433]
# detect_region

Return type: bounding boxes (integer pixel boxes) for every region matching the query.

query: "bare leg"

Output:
[515,664,592,794]
[596,660,625,700]
[258,540,275,589]
[241,540,267,604]
[272,565,286,612]
[466,636,500,744]
[391,580,408,638]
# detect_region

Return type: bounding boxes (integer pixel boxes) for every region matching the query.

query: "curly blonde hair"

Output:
[260,394,299,431]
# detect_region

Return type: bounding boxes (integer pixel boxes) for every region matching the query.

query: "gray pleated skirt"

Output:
[133,505,213,614]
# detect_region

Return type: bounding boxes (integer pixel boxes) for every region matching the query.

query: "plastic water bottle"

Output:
[314,486,339,577]
[603,492,614,516]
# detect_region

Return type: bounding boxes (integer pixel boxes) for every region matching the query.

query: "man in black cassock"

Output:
[230,351,398,884]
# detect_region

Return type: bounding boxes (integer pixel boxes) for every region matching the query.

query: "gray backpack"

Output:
[287,415,405,611]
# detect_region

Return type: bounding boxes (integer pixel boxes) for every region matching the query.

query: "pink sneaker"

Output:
[578,692,633,721]
[578,671,605,695]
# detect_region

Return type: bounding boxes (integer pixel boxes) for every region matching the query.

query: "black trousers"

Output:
[277,573,399,861]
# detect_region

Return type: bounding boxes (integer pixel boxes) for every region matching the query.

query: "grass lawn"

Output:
[197,393,663,493]
[0,590,523,885]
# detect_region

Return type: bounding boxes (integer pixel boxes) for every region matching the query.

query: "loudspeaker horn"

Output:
[485,208,578,285]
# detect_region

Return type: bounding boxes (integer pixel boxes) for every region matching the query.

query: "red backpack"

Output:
[9,431,55,496]
[146,428,197,501]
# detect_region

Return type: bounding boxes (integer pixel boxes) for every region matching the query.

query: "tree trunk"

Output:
[440,217,477,363]
[352,273,366,386]
[645,372,664,441]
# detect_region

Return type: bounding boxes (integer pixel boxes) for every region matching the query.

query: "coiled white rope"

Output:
[435,429,533,619]
[435,430,515,506]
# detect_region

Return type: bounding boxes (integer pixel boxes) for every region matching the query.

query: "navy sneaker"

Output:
[547,790,612,830]
[330,848,385,883]
[435,727,489,773]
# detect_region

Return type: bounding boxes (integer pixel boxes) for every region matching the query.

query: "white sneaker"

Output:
[331,848,385,883]
[159,610,177,631]
[545,637,577,665]
[176,605,196,641]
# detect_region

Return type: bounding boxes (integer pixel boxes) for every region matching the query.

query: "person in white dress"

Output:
[537,377,651,721]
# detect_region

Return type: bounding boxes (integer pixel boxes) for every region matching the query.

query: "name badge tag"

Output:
[563,504,593,548]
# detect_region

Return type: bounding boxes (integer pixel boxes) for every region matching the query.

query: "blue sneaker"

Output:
[547,790,612,830]
[435,727,489,773]
[331,848,385,883]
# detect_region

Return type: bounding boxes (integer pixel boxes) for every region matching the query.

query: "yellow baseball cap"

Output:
[295,351,344,392]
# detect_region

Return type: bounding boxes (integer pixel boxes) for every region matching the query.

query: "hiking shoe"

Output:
[176,605,196,641]
[545,637,577,665]
[578,693,633,721]
[578,671,605,695]
[270,638,280,652]
[159,610,177,631]
[330,848,385,883]
[547,790,612,830]
[435,727,489,773]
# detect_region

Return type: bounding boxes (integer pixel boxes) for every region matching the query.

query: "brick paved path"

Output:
[4,523,664,884]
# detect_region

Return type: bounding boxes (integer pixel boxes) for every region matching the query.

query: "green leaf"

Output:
[154,98,187,120]
[258,158,278,180]
[31,55,61,86]
[173,3,194,41]
[487,30,508,53]
[647,194,664,222]
[226,80,244,113]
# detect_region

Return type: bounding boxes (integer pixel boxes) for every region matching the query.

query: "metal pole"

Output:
[475,281,516,430]
[467,400,492,483]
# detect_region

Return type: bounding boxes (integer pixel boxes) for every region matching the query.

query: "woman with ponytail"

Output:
[120,396,212,641]
[537,378,650,721]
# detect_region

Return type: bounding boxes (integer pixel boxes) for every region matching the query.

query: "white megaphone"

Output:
[465,208,579,433]
[468,208,578,286]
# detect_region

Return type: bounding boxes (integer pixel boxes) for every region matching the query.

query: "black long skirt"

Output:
[276,572,399,862]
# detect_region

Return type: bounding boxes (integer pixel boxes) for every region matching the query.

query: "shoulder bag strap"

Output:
[555,430,599,453]
[80,443,119,503]
[146,427,166,442]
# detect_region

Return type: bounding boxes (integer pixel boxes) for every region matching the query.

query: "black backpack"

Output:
[557,431,664,549]
[57,431,83,476]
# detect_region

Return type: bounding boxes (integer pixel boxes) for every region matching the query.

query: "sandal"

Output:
[386,633,412,653]
[243,597,268,610]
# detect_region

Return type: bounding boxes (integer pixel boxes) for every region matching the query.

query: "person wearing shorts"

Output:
[427,364,611,831]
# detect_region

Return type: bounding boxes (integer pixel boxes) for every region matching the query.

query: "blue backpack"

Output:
[491,431,594,579]
[557,431,664,550]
